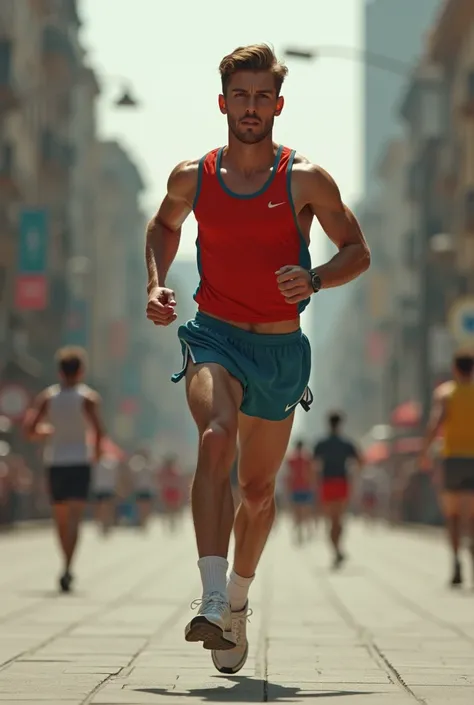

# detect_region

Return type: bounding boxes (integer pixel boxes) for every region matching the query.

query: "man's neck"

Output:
[224,135,277,175]
[456,376,473,386]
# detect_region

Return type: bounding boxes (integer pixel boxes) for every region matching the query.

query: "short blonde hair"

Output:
[219,44,288,96]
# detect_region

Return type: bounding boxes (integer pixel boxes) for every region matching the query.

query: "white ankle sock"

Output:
[227,569,254,611]
[198,556,229,597]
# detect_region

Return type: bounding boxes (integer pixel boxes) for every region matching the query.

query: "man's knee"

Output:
[240,479,275,515]
[199,419,237,470]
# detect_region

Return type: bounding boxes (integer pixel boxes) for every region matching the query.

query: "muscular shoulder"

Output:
[80,384,101,404]
[434,380,455,402]
[37,385,57,404]
[290,153,342,205]
[167,158,201,206]
[44,384,59,397]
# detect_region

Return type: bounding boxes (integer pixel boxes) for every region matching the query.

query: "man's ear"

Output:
[218,94,227,115]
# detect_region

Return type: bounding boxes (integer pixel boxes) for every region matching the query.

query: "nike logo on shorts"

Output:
[268,201,285,209]
[285,399,301,412]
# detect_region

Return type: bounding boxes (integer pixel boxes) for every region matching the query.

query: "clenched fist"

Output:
[146,287,177,326]
[276,265,312,305]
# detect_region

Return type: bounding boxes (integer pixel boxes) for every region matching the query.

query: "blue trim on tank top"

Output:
[192,154,207,211]
[192,153,207,299]
[285,150,312,314]
[216,144,284,199]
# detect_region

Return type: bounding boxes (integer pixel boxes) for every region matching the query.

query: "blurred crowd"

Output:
[0,423,190,531]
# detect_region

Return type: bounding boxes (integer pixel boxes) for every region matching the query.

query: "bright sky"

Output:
[80,0,363,263]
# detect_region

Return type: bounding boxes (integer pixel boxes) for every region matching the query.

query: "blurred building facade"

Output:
[0,1,171,462]
[311,0,448,443]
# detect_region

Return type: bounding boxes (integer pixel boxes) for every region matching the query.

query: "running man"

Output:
[25,347,104,592]
[313,412,362,569]
[421,351,474,587]
[285,439,315,544]
[145,44,370,673]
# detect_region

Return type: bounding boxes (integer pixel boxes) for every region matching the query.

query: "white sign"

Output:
[0,384,30,421]
[449,297,474,344]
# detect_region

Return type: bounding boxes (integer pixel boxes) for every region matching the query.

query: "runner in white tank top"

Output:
[25,346,104,592]
[43,383,91,467]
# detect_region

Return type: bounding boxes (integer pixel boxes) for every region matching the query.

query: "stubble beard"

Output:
[228,117,274,145]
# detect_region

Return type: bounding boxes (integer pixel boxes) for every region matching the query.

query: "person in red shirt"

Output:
[285,440,315,544]
[145,43,370,674]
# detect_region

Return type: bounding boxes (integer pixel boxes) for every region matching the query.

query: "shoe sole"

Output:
[211,641,249,674]
[185,616,235,651]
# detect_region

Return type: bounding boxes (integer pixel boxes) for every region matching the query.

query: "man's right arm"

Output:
[145,160,199,294]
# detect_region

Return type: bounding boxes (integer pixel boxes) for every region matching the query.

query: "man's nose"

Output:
[245,97,258,112]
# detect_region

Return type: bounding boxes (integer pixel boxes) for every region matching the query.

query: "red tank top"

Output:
[192,145,311,323]
[287,451,312,491]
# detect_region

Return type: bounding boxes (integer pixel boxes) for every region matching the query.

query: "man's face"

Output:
[219,70,284,144]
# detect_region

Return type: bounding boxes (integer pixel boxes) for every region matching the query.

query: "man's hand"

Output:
[34,422,54,439]
[276,266,312,305]
[146,287,177,326]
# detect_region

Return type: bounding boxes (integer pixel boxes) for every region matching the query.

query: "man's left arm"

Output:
[277,165,370,303]
[307,165,370,288]
[349,441,364,472]
[276,163,370,304]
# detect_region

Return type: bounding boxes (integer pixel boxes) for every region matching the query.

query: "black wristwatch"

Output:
[309,268,322,293]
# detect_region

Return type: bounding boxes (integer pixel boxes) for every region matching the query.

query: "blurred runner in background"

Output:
[25,347,104,592]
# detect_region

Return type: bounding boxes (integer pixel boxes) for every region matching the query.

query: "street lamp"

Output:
[283,45,413,76]
[115,87,139,108]
[100,76,139,108]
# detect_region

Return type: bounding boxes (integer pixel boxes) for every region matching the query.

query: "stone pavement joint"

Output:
[318,573,424,702]
[0,517,473,703]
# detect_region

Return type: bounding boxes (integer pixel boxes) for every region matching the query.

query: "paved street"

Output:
[0,516,473,703]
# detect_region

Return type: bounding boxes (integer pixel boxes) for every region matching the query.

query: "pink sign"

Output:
[14,274,48,310]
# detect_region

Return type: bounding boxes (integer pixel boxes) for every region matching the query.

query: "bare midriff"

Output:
[201,309,301,334]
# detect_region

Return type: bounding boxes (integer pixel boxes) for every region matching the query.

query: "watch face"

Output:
[311,273,321,292]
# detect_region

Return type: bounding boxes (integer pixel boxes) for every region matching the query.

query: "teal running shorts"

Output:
[171,312,312,422]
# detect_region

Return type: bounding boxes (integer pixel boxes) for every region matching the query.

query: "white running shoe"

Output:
[185,591,236,651]
[211,602,252,674]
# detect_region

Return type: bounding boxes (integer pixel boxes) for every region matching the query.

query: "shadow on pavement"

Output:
[136,675,376,701]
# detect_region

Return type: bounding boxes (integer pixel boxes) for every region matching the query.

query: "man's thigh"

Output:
[237,413,294,489]
[185,361,243,435]
[323,500,347,520]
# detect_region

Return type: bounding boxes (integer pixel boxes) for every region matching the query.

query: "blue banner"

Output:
[18,209,49,274]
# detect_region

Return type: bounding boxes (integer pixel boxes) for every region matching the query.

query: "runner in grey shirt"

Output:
[25,347,104,592]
